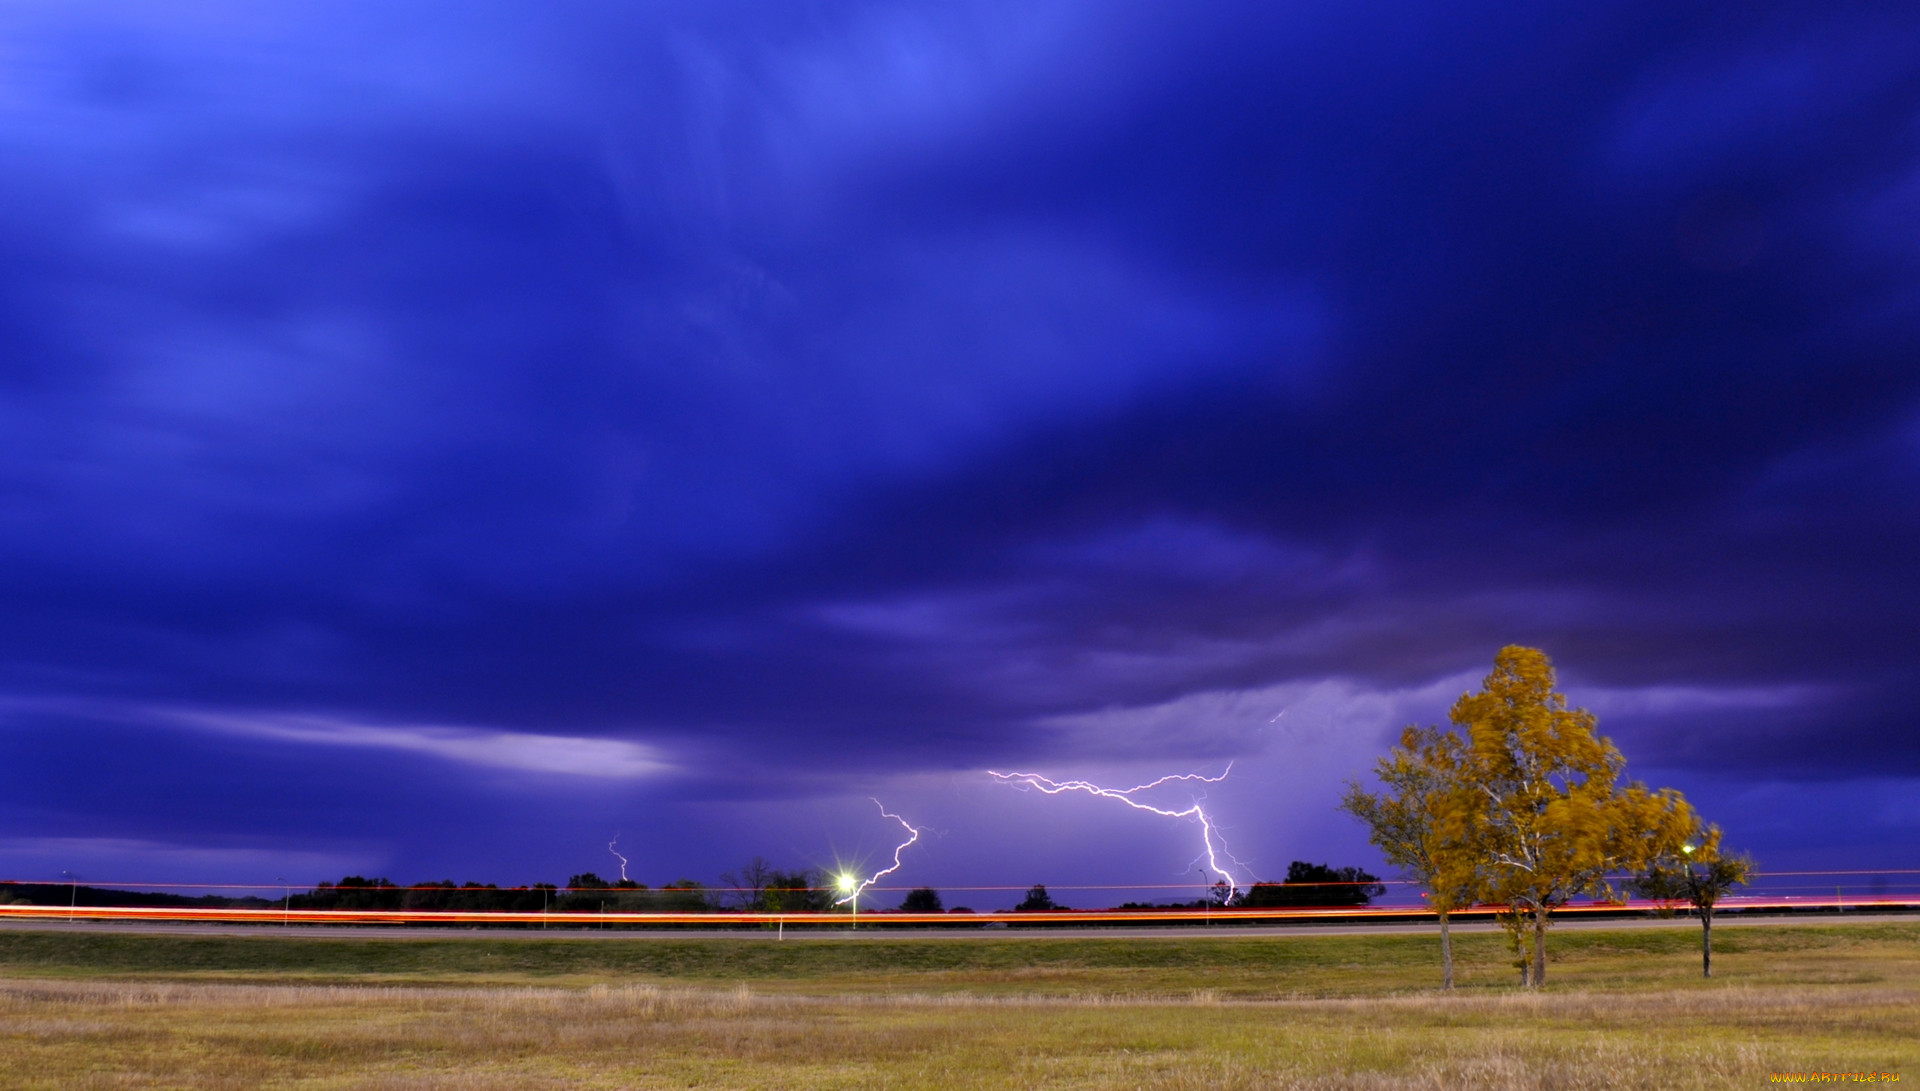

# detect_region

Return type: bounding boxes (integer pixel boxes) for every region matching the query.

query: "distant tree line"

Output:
[284,865,978,924]
[0,882,270,911]
[290,874,714,914]
[1097,863,1387,918]
[1239,862,1386,908]
[0,862,1397,923]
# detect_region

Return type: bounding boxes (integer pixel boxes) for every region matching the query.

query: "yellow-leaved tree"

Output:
[1340,725,1477,989]
[1442,646,1695,986]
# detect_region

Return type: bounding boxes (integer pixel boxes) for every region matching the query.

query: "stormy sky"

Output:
[2,2,1917,903]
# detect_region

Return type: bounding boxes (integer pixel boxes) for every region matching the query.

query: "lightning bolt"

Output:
[988,762,1249,904]
[831,798,922,907]
[608,835,629,883]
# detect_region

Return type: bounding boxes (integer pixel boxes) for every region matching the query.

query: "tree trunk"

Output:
[1530,907,1548,986]
[1439,910,1454,990]
[1506,910,1531,987]
[1701,907,1713,978]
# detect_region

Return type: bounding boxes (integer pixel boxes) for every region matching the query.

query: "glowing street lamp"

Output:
[836,872,858,929]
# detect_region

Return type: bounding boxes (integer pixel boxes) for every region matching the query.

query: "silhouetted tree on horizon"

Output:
[1015,884,1063,911]
[900,887,943,913]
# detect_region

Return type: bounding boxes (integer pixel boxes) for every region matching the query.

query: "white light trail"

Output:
[831,799,922,907]
[987,762,1249,903]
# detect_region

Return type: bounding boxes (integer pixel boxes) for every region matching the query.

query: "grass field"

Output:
[1,922,1913,1088]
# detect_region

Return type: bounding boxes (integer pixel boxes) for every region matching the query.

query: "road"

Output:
[0,911,1908,941]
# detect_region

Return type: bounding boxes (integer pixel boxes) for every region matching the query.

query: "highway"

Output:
[0,911,1909,941]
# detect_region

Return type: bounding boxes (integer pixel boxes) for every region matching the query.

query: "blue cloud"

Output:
[2,0,1919,883]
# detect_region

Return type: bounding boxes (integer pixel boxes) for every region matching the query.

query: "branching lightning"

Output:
[831,799,922,907]
[988,762,1250,903]
[608,835,629,883]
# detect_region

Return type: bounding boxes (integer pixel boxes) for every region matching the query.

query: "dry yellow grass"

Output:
[0,923,1913,1088]
[1,977,1912,1089]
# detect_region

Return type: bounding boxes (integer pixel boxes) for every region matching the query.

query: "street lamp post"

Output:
[61,871,77,922]
[836,873,858,930]
[279,877,290,926]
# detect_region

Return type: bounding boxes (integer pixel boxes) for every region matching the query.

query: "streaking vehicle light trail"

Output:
[988,763,1249,903]
[6,891,1920,928]
[832,799,921,908]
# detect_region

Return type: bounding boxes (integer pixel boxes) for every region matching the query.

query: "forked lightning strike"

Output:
[988,762,1249,903]
[831,799,922,907]
[608,836,629,883]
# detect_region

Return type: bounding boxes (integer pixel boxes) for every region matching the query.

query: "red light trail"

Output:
[3,894,1915,928]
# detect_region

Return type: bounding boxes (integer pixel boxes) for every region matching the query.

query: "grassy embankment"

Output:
[0,922,1913,1088]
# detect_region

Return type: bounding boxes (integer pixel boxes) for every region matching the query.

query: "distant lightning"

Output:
[831,799,922,907]
[608,835,629,883]
[988,762,1250,904]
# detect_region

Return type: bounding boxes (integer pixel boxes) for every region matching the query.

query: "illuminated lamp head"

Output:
[1681,843,1695,855]
[835,873,857,895]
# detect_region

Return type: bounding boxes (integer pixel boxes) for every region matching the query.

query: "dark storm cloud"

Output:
[2,0,1919,881]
